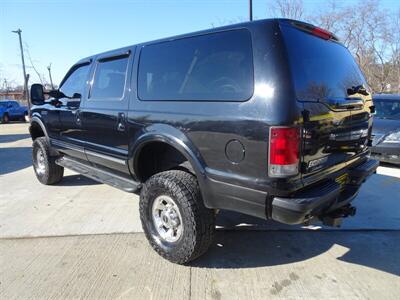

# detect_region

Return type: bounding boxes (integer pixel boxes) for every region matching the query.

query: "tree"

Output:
[268,0,304,20]
[267,0,399,94]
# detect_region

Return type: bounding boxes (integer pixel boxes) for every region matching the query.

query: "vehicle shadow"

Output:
[0,133,31,143]
[192,228,400,276]
[58,174,100,186]
[0,147,32,175]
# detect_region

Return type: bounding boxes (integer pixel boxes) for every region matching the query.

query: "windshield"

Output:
[281,24,368,102]
[374,100,400,120]
[0,102,8,108]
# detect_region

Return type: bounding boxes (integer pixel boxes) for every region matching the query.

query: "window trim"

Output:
[88,52,130,101]
[136,28,255,102]
[59,60,92,90]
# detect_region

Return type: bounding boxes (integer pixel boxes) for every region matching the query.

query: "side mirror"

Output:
[30,84,45,105]
[66,94,82,109]
[72,93,82,99]
[48,89,67,99]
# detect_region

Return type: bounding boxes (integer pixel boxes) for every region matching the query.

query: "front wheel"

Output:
[23,112,30,122]
[1,113,9,124]
[139,170,215,264]
[32,137,64,185]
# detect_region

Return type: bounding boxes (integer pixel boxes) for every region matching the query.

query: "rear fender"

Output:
[129,123,207,187]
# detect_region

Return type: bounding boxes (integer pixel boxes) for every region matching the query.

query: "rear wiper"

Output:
[347,85,369,96]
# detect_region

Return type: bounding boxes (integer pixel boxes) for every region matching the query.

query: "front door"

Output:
[79,48,133,175]
[51,61,92,161]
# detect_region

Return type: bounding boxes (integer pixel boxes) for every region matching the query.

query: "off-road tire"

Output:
[140,170,215,264]
[32,137,64,185]
[1,113,9,124]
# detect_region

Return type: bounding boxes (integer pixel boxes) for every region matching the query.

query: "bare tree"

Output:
[268,0,305,20]
[23,42,48,86]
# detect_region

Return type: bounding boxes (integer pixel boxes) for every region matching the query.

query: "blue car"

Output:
[0,100,29,123]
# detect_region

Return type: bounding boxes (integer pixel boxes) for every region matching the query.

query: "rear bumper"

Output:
[271,159,379,224]
[371,143,400,165]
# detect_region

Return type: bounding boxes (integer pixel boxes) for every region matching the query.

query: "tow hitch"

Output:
[320,205,357,227]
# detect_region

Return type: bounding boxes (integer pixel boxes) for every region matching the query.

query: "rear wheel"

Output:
[1,113,9,124]
[139,170,215,264]
[32,137,64,185]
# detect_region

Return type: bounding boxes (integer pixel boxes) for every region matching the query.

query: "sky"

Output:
[1,0,399,87]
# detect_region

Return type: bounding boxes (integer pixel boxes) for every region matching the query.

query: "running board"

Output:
[56,156,141,193]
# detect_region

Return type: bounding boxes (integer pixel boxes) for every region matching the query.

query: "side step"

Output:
[56,156,141,193]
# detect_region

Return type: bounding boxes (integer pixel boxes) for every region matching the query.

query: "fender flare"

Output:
[129,124,207,182]
[29,116,49,141]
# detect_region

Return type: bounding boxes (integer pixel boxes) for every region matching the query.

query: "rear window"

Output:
[281,24,367,102]
[138,29,254,101]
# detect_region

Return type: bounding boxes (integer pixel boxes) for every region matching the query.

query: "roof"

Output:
[76,18,304,65]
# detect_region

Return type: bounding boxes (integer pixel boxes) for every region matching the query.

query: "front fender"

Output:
[30,115,49,140]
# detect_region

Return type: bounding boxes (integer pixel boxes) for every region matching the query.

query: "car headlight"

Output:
[383,131,400,143]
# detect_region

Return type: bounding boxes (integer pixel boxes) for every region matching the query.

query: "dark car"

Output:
[371,94,400,165]
[28,19,378,264]
[0,100,29,123]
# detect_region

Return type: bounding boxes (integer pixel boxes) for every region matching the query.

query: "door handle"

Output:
[117,112,126,132]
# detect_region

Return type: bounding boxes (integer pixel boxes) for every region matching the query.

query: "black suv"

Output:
[29,19,378,264]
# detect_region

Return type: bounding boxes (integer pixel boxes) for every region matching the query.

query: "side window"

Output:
[138,29,254,101]
[59,64,91,98]
[90,56,129,100]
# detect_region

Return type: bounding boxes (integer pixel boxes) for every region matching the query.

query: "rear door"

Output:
[79,48,133,175]
[281,22,372,186]
[9,101,20,119]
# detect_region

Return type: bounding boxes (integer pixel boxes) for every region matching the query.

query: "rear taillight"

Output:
[268,127,300,177]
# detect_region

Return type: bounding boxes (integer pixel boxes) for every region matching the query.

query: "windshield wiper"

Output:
[347,85,369,96]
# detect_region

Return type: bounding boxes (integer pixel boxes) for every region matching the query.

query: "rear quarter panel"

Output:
[127,20,303,195]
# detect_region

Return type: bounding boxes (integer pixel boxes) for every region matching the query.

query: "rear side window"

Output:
[281,25,368,102]
[60,64,91,98]
[138,29,254,101]
[90,56,129,100]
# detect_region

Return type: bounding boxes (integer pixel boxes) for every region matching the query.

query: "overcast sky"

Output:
[1,0,399,86]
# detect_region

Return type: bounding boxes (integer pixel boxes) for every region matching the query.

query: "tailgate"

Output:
[280,21,373,186]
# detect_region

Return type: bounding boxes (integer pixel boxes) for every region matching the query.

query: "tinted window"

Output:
[374,100,400,120]
[282,25,368,102]
[60,64,91,98]
[138,29,253,101]
[90,56,129,99]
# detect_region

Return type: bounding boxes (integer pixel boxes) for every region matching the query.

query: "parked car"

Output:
[371,94,400,165]
[28,19,378,264]
[0,100,29,123]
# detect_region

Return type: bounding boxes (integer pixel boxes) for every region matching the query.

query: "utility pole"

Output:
[12,28,30,111]
[47,63,54,89]
[249,0,253,21]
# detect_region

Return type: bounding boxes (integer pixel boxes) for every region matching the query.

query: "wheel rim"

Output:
[24,114,29,122]
[151,195,183,243]
[35,149,46,175]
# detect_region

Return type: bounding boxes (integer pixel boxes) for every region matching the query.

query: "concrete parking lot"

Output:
[1,123,399,299]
